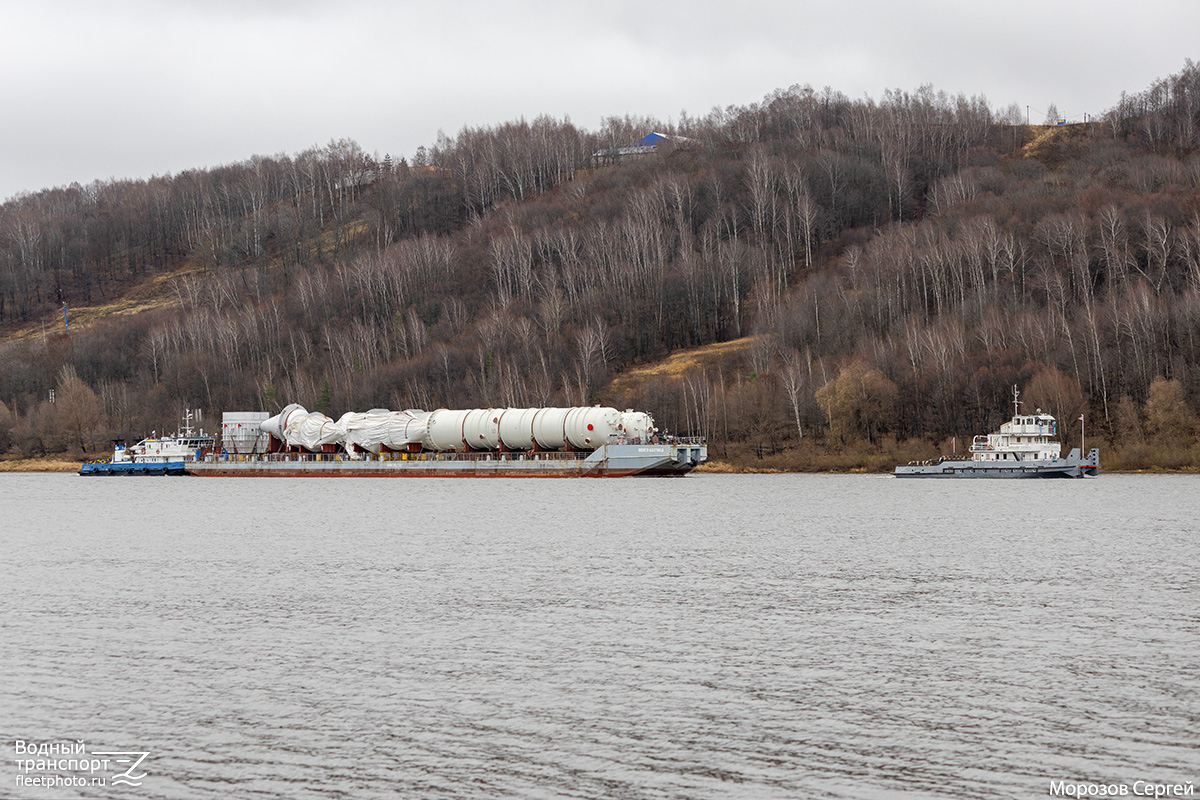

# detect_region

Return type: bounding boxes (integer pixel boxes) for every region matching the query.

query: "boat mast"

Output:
[181,407,199,437]
[1012,385,1021,419]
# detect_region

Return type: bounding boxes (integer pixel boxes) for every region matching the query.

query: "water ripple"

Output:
[1,473,1197,798]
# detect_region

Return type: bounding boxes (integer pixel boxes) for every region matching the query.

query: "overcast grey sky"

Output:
[2,0,1196,201]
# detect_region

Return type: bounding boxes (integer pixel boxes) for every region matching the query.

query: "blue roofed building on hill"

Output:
[634,132,670,147]
[592,132,678,164]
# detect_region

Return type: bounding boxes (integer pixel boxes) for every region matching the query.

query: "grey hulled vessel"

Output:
[895,388,1099,479]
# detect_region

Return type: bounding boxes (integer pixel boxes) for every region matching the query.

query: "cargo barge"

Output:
[187,442,704,478]
[84,404,707,478]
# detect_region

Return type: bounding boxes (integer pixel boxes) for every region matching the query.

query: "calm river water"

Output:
[1,473,1197,799]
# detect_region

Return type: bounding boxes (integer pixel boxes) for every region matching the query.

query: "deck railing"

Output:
[206,437,705,464]
[211,450,594,464]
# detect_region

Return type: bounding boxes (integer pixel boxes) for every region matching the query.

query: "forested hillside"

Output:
[2,61,1199,469]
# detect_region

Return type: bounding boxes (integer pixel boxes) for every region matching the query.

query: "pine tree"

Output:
[316,380,333,415]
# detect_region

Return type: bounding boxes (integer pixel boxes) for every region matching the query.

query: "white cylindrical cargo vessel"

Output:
[461,408,501,450]
[377,412,405,452]
[619,410,654,442]
[530,408,571,450]
[337,409,430,453]
[497,408,539,450]
[424,408,471,451]
[261,404,346,451]
[261,403,306,440]
[384,411,429,451]
[298,412,342,452]
[337,411,371,451]
[563,406,620,449]
[295,413,343,451]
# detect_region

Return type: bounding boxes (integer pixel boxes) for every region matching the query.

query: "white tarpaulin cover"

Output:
[338,410,431,457]
[261,404,344,452]
[287,410,344,451]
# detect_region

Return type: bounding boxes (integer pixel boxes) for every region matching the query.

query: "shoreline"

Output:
[694,461,1200,476]
[3,458,1197,476]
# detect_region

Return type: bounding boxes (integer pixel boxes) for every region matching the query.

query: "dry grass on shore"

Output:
[704,438,940,474]
[1097,442,1200,473]
[608,337,757,393]
[0,457,81,473]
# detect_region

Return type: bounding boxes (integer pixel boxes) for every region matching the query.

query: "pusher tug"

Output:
[895,388,1098,478]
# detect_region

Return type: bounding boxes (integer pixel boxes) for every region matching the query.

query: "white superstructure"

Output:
[969,388,1061,463]
[111,409,215,464]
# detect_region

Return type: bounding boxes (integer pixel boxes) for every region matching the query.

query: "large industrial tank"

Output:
[461,408,501,450]
[424,408,472,451]
[563,407,620,449]
[387,410,430,450]
[261,403,305,440]
[618,410,655,442]
[338,409,430,453]
[338,410,377,452]
[529,408,571,450]
[261,404,345,451]
[496,408,540,450]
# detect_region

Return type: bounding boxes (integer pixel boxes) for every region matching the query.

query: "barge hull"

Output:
[186,442,706,478]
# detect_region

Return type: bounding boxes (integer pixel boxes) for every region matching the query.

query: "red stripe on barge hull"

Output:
[187,467,646,478]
